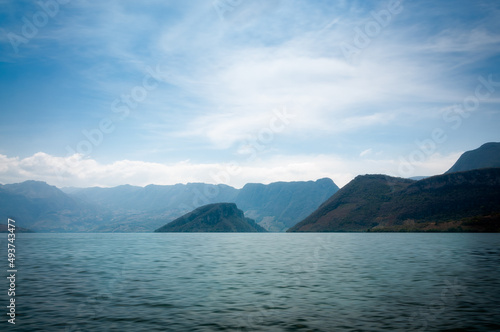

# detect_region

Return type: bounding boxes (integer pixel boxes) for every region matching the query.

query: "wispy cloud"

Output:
[0,1,499,187]
[0,151,461,188]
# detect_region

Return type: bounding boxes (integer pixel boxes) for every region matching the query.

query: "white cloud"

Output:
[1,1,498,174]
[160,32,480,149]
[360,148,372,157]
[138,1,500,154]
[0,151,460,189]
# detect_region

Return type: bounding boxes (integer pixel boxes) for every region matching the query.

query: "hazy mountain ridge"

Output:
[65,183,239,212]
[4,142,498,233]
[155,203,266,232]
[289,168,500,232]
[1,178,338,232]
[63,178,337,232]
[446,142,500,173]
[0,181,109,232]
[233,178,339,231]
[0,223,34,233]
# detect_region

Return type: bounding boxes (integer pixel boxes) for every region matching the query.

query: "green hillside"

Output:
[289,168,500,232]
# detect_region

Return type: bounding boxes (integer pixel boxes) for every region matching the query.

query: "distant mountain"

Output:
[446,142,500,173]
[1,178,338,232]
[60,183,240,232]
[409,176,428,181]
[155,203,266,232]
[234,178,339,231]
[65,183,239,212]
[63,178,338,232]
[289,168,500,232]
[0,181,105,232]
[0,224,34,233]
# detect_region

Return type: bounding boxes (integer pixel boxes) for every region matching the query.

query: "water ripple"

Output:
[1,233,499,331]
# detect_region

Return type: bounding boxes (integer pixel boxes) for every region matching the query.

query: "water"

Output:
[1,233,499,331]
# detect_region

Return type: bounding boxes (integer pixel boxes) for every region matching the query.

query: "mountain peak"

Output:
[3,180,63,199]
[446,142,500,174]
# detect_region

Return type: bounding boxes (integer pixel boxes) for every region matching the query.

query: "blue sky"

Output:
[1,0,499,188]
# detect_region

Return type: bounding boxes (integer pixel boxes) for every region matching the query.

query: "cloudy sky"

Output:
[1,0,499,188]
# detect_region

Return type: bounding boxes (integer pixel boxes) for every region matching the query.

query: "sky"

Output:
[0,0,499,188]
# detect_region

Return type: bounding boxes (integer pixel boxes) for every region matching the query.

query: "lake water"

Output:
[1,233,499,331]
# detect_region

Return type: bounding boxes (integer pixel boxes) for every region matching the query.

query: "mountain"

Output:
[288,175,414,232]
[64,178,338,232]
[1,178,338,232]
[155,203,266,232]
[59,183,241,232]
[0,181,106,232]
[234,178,339,231]
[446,142,500,173]
[0,224,34,233]
[409,176,428,181]
[289,168,500,232]
[65,183,239,212]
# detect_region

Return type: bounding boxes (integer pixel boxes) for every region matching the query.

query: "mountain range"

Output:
[1,142,499,233]
[0,178,338,232]
[0,223,34,233]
